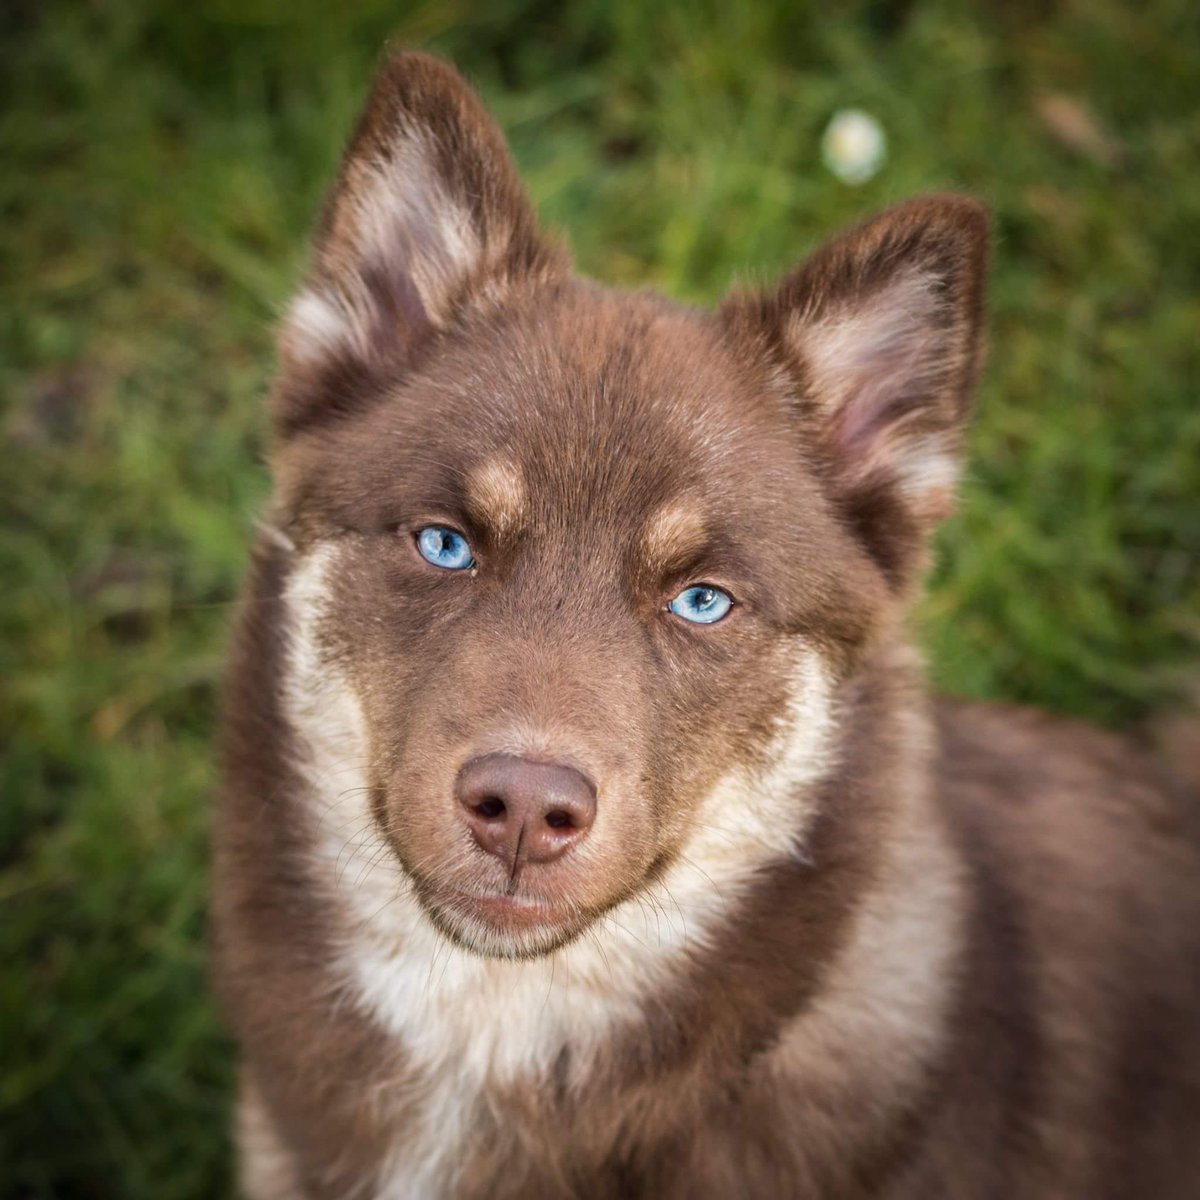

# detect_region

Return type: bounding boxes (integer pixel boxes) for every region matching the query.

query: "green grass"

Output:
[2,1,1197,1195]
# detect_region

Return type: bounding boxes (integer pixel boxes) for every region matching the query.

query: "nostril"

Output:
[473,797,506,820]
[544,810,572,830]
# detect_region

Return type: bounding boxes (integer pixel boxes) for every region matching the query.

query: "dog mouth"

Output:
[419,883,594,957]
[447,887,570,927]
[399,835,680,960]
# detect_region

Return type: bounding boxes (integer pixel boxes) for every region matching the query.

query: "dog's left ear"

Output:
[721,195,988,586]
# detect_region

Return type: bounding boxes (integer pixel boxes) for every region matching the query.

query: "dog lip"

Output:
[442,887,573,930]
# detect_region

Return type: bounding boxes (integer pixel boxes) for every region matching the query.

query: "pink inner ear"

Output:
[836,351,932,457]
[797,269,943,473]
[358,255,434,356]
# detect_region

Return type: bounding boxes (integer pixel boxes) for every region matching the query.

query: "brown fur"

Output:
[214,50,1200,1199]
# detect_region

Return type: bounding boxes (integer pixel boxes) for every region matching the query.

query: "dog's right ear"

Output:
[273,51,566,437]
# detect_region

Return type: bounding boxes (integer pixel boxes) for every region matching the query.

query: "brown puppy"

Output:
[214,51,1200,1199]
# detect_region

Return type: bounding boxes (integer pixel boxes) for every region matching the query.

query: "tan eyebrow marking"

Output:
[465,458,527,538]
[643,499,708,572]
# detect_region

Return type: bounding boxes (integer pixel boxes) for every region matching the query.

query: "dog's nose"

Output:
[456,753,596,868]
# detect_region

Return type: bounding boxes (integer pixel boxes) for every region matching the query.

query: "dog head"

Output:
[266,53,987,958]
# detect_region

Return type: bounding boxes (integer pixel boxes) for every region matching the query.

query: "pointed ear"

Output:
[274,51,567,436]
[721,195,988,586]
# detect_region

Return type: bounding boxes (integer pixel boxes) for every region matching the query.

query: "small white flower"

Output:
[821,109,887,185]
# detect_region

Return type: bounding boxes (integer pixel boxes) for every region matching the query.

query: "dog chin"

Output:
[420,886,593,960]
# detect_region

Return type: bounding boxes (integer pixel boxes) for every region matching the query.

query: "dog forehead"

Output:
[285,282,811,542]
[413,286,793,494]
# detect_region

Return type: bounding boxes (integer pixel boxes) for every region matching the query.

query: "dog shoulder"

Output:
[929,697,1200,1194]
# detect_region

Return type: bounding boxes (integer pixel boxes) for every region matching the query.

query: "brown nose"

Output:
[456,753,596,869]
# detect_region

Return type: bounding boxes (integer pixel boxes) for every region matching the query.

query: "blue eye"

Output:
[416,526,475,571]
[668,584,733,625]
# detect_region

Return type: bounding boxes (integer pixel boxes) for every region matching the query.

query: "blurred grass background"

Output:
[2,0,1198,1195]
